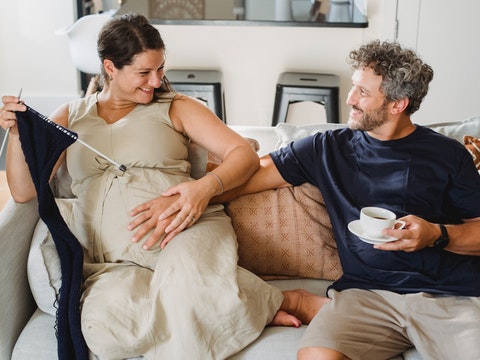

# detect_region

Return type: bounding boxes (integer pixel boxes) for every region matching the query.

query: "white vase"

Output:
[275,0,292,21]
[327,0,352,22]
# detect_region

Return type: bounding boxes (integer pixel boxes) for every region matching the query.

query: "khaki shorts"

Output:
[300,288,480,360]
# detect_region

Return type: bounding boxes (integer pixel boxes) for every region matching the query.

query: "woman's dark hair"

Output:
[97,13,173,95]
[348,40,434,115]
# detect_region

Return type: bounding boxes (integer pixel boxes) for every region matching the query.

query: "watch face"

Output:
[150,0,204,19]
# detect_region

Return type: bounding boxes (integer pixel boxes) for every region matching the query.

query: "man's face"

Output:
[346,67,390,131]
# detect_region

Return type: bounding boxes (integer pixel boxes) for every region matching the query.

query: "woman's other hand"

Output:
[128,194,180,250]
[0,95,26,135]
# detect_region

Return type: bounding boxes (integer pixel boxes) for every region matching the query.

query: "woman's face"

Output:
[111,49,166,104]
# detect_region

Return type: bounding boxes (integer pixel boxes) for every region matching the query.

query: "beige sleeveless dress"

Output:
[64,93,283,360]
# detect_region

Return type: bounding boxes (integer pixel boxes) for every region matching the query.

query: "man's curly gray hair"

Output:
[348,40,434,115]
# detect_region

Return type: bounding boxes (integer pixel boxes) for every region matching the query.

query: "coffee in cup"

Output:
[360,207,406,238]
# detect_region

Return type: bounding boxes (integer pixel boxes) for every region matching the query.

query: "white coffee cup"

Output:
[360,207,406,238]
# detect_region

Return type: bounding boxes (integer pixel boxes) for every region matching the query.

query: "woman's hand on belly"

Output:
[128,195,181,250]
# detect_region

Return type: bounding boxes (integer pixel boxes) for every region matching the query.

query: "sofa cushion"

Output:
[206,137,260,172]
[426,116,480,142]
[274,116,480,150]
[230,125,280,157]
[464,135,480,170]
[225,183,342,280]
[274,117,480,175]
[12,309,58,359]
[13,280,329,360]
[14,280,413,360]
[275,122,346,149]
[191,137,259,178]
[27,220,60,316]
[27,199,72,316]
[186,142,209,179]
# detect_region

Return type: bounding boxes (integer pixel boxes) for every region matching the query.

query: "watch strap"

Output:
[432,224,449,249]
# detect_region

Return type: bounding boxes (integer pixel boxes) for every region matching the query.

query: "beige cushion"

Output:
[464,135,480,170]
[187,142,209,179]
[225,183,342,280]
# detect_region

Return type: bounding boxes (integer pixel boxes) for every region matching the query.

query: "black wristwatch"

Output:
[432,224,449,249]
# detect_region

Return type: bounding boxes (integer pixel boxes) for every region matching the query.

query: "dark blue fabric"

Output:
[271,126,480,296]
[17,106,88,360]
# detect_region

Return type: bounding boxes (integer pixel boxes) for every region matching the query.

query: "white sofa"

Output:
[2,118,480,360]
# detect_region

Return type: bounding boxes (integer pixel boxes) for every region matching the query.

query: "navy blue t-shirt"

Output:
[271,126,480,296]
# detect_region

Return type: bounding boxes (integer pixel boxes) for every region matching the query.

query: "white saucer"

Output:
[347,220,398,245]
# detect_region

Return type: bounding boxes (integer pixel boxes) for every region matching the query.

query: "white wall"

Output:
[159,24,371,125]
[396,0,480,125]
[1,0,478,126]
[0,0,79,113]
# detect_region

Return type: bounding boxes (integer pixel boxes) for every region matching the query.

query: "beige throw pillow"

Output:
[225,183,342,280]
[464,135,480,170]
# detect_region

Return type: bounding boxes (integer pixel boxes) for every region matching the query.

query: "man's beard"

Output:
[348,101,389,131]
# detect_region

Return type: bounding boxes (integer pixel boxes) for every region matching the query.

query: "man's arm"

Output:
[212,154,291,203]
[442,218,480,256]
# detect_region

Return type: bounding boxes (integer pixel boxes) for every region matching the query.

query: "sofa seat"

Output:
[12,279,325,360]
[12,278,414,360]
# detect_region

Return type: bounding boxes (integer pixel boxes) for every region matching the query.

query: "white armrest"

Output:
[0,198,40,360]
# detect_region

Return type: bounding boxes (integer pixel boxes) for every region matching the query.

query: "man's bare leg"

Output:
[270,289,330,327]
